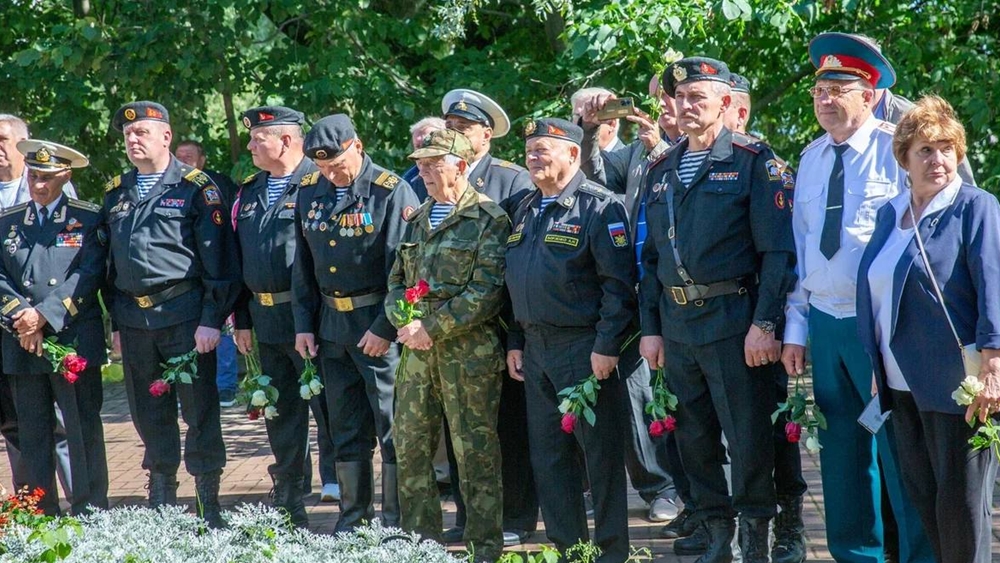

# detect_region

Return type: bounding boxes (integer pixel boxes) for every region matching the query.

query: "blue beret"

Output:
[304,114,358,161]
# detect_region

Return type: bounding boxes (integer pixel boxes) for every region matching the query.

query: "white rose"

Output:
[300,385,313,400]
[251,390,268,406]
[264,406,278,419]
[961,376,986,396]
[805,435,822,454]
[952,387,976,406]
[309,379,323,395]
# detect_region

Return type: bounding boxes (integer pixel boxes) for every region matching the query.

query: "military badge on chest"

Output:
[4,226,20,255]
[56,232,84,248]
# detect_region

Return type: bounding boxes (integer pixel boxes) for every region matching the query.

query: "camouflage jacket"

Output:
[386,182,511,374]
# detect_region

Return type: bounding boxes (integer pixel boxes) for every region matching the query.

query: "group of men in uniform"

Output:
[0,27,956,563]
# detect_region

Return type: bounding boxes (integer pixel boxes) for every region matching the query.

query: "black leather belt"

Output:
[669,279,747,306]
[133,280,198,309]
[254,291,292,307]
[321,291,386,312]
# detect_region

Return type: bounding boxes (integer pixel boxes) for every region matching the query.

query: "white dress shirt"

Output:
[784,115,905,346]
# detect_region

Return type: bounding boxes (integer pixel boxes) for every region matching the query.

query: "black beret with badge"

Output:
[441,89,511,138]
[241,105,305,130]
[16,140,89,171]
[522,117,584,146]
[303,114,357,161]
[112,101,170,132]
[729,73,751,94]
[661,57,732,97]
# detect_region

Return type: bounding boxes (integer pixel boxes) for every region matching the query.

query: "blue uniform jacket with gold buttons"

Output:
[505,170,637,356]
[291,155,419,345]
[639,127,797,346]
[0,197,108,374]
[233,157,318,344]
[102,156,242,331]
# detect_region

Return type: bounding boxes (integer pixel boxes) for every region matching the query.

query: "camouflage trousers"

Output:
[395,345,503,561]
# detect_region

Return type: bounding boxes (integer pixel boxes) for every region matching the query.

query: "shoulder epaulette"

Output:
[491,159,522,170]
[875,120,897,135]
[373,170,401,190]
[183,167,213,187]
[800,136,826,156]
[476,192,508,220]
[299,171,320,187]
[68,199,101,213]
[0,202,28,218]
[242,171,260,185]
[578,182,612,200]
[104,175,122,193]
[732,131,765,155]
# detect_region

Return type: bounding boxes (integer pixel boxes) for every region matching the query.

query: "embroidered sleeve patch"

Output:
[212,209,224,225]
[202,186,222,205]
[608,222,628,248]
[765,159,782,181]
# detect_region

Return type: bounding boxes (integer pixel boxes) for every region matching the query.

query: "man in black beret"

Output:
[290,113,418,532]
[103,100,241,528]
[638,57,796,562]
[505,117,636,563]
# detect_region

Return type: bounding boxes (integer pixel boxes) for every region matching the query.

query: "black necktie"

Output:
[820,145,849,260]
[37,206,48,226]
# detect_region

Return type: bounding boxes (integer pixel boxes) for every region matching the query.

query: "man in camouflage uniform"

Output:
[387,129,510,563]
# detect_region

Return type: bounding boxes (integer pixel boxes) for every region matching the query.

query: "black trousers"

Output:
[523,327,629,563]
[0,370,25,488]
[889,389,997,563]
[120,320,226,476]
[10,365,107,515]
[259,341,310,478]
[663,333,775,520]
[319,339,396,462]
[768,363,807,498]
[446,372,540,531]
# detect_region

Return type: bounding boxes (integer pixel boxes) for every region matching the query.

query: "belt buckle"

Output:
[670,287,688,306]
[257,293,274,307]
[332,296,354,312]
[135,295,153,309]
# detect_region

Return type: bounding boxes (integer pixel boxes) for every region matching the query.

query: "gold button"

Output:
[329,240,336,247]
[329,266,337,273]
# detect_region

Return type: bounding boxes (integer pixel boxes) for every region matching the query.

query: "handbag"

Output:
[909,204,982,378]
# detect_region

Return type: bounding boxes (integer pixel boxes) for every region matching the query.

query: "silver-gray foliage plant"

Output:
[0,504,468,563]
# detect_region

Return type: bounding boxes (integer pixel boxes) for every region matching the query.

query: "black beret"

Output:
[241,106,305,130]
[729,73,751,94]
[661,57,732,97]
[112,101,170,132]
[522,117,583,146]
[303,114,357,161]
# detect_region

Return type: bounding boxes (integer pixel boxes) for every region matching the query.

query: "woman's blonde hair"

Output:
[893,94,967,166]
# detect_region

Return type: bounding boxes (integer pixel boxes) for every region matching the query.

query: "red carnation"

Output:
[560,412,578,434]
[785,421,802,443]
[62,353,88,374]
[149,379,171,397]
[247,408,261,421]
[649,419,665,438]
[63,371,79,384]
[664,415,677,432]
[405,279,431,304]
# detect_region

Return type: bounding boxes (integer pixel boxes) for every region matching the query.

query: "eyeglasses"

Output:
[809,85,865,99]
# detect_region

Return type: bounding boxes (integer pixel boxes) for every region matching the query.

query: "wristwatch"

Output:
[753,319,777,335]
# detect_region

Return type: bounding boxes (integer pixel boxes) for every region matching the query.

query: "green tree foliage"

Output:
[1,0,997,200]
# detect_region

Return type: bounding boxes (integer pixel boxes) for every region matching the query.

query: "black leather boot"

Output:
[147,472,178,508]
[661,507,699,539]
[674,521,709,555]
[381,463,400,528]
[273,474,309,529]
[195,470,225,529]
[693,518,735,563]
[772,495,806,563]
[738,516,770,563]
[334,461,375,533]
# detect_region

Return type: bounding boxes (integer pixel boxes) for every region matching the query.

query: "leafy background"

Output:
[2,0,997,200]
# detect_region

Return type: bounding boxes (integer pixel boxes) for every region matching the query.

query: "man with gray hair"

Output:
[402,116,446,191]
[571,87,624,154]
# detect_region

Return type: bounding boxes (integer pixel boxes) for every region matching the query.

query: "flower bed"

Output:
[0,504,465,563]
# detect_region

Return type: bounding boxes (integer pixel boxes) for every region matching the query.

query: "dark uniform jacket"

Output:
[102,156,242,331]
[410,153,534,215]
[639,127,796,346]
[0,197,108,374]
[233,158,318,344]
[505,170,637,356]
[291,155,419,345]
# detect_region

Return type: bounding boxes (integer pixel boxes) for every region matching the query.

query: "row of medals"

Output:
[306,202,375,237]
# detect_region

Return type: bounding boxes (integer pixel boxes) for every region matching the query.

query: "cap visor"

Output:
[408,147,451,160]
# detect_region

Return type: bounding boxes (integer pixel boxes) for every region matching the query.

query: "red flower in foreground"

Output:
[649,419,665,438]
[404,279,431,304]
[63,371,79,384]
[62,354,88,374]
[785,421,802,443]
[560,412,578,434]
[247,408,261,421]
[664,415,677,432]
[149,379,171,397]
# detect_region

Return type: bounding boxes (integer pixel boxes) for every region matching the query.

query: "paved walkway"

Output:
[3,381,1000,561]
